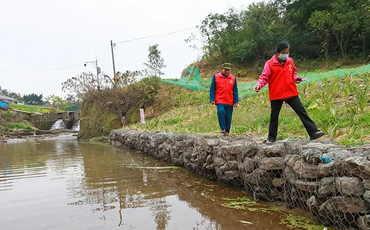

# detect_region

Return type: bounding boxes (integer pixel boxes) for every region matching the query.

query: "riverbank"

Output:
[110,129,370,230]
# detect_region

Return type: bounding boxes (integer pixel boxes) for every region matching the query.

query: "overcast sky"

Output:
[0,0,259,97]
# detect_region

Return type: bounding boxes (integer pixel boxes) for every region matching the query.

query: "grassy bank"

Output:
[128,72,370,145]
[0,110,34,132]
[10,104,64,113]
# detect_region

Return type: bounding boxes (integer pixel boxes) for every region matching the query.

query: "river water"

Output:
[0,135,319,230]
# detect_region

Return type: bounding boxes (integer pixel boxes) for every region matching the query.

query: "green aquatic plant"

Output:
[281,214,330,230]
[222,197,330,230]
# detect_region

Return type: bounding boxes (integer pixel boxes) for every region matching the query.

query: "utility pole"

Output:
[95,58,101,90]
[84,57,101,90]
[110,40,117,84]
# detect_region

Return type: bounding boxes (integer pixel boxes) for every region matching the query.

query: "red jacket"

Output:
[212,72,236,105]
[257,55,299,101]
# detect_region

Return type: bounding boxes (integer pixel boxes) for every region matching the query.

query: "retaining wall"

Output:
[12,110,81,130]
[109,129,370,230]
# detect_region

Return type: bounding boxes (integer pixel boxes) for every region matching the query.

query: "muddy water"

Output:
[0,135,320,230]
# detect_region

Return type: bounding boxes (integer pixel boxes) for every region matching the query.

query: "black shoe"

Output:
[310,130,324,140]
[263,138,276,144]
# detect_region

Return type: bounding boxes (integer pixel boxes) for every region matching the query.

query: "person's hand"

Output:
[234,103,239,108]
[254,85,261,92]
[210,101,215,105]
[295,77,303,84]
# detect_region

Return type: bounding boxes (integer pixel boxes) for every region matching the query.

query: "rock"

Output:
[364,180,370,190]
[213,157,226,167]
[259,157,284,170]
[219,163,232,172]
[364,191,370,203]
[271,189,284,200]
[318,177,336,196]
[258,144,286,157]
[205,154,213,165]
[319,197,370,214]
[241,144,259,158]
[293,160,319,179]
[217,144,243,156]
[302,148,323,164]
[357,215,370,230]
[228,161,239,171]
[206,138,220,146]
[325,150,351,161]
[223,171,240,180]
[317,162,339,177]
[240,158,257,173]
[244,169,275,185]
[306,195,317,211]
[273,178,284,187]
[336,177,365,196]
[305,142,338,150]
[219,161,239,172]
[284,141,302,155]
[343,156,370,179]
[293,180,319,193]
[285,155,302,168]
[283,167,298,184]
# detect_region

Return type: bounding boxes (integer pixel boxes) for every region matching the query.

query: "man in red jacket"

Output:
[210,63,239,135]
[254,41,324,143]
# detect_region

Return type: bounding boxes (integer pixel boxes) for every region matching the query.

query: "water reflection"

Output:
[0,135,296,230]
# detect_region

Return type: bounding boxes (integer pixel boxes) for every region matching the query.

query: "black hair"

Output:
[275,41,290,53]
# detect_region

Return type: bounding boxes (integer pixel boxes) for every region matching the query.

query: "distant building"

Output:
[0,94,17,104]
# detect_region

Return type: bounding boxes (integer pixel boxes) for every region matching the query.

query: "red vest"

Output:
[215,72,235,105]
[267,57,298,100]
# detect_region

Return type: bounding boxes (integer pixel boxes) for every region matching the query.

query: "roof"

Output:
[0,94,17,102]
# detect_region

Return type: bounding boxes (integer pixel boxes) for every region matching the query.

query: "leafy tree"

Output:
[62,72,101,99]
[110,70,146,87]
[64,94,81,111]
[0,86,23,102]
[144,44,166,77]
[308,10,332,60]
[196,8,245,62]
[330,0,361,57]
[45,95,69,110]
[23,93,43,105]
[190,0,370,63]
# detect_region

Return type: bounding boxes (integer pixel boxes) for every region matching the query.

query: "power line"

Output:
[0,64,84,73]
[114,34,168,56]
[0,26,197,74]
[115,26,196,44]
[92,26,196,63]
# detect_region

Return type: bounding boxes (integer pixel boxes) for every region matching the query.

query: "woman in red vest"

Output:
[210,63,239,135]
[254,41,324,143]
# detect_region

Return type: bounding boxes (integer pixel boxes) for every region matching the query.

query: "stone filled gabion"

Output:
[109,129,370,230]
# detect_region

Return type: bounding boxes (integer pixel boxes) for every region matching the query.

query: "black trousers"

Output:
[268,96,318,141]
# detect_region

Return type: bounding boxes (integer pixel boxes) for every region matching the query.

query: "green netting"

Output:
[162,65,370,98]
[162,66,211,90]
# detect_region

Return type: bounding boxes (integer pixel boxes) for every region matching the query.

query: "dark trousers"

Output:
[216,104,234,132]
[268,96,318,141]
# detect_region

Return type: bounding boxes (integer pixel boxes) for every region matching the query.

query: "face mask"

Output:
[279,54,289,60]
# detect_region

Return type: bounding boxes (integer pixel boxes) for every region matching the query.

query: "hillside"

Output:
[127,65,370,145]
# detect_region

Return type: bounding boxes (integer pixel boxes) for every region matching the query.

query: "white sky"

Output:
[0,0,258,97]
